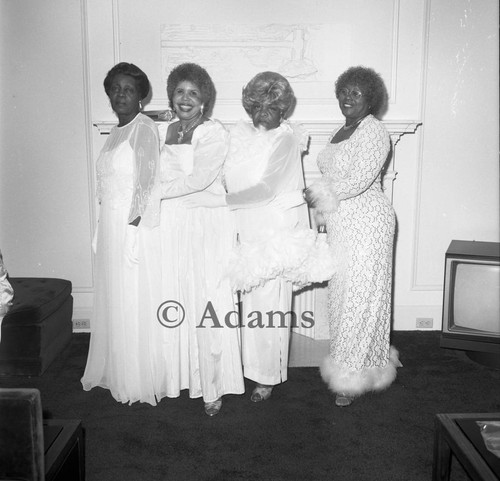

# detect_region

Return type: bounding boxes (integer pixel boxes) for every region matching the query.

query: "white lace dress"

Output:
[224,121,309,385]
[317,115,401,397]
[81,113,163,406]
[155,120,245,403]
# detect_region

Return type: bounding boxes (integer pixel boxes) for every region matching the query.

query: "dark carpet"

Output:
[0,331,499,481]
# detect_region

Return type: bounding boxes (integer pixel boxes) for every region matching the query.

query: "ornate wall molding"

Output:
[93,119,421,137]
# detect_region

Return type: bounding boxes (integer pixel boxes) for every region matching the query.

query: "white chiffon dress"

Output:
[81,113,164,406]
[155,120,245,403]
[317,115,401,397]
[224,121,309,385]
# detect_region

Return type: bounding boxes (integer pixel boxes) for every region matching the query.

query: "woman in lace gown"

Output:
[189,72,310,403]
[152,63,244,416]
[81,63,162,405]
[307,66,401,407]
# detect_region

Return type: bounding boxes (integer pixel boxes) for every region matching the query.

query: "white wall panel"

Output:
[0,0,93,304]
[414,0,499,289]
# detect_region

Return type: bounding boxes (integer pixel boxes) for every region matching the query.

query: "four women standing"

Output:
[83,61,400,412]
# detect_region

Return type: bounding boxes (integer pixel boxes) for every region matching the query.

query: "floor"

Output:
[288,332,329,367]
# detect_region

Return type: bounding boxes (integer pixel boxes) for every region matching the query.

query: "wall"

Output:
[0,0,498,332]
[0,0,95,320]
[392,0,499,329]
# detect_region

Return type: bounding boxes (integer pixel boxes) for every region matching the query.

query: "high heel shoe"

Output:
[335,393,354,407]
[204,398,222,416]
[250,384,273,402]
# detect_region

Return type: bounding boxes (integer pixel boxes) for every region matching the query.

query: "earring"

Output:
[201,104,205,115]
[139,100,143,110]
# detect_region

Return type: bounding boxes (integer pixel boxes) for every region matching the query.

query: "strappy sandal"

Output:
[204,398,222,416]
[335,393,354,407]
[250,384,273,402]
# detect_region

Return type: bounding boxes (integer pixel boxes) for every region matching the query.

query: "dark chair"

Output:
[0,278,73,376]
[0,388,44,480]
[0,388,85,481]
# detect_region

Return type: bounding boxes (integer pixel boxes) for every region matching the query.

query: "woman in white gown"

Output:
[152,63,244,416]
[189,72,309,403]
[81,63,163,405]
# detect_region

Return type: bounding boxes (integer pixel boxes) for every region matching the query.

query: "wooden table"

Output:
[44,419,85,481]
[433,413,500,481]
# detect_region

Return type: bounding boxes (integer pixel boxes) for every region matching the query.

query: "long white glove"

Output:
[271,189,306,210]
[123,225,139,267]
[181,191,227,208]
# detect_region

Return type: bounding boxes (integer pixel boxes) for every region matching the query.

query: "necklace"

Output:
[177,113,203,143]
[342,116,367,131]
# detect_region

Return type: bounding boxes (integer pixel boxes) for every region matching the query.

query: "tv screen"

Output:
[452,262,500,334]
[441,240,500,368]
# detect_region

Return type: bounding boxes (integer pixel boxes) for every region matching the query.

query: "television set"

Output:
[441,240,500,369]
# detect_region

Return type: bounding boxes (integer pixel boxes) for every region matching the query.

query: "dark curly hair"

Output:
[103,62,150,100]
[166,63,216,116]
[242,71,296,119]
[335,66,388,118]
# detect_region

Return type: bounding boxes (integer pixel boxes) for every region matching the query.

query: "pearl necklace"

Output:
[177,113,203,143]
[342,116,367,131]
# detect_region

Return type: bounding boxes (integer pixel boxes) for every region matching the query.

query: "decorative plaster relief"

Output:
[159,24,351,102]
[161,24,320,81]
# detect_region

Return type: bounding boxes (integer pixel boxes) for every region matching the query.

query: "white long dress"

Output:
[81,113,163,406]
[224,121,309,385]
[318,115,401,397]
[156,120,244,403]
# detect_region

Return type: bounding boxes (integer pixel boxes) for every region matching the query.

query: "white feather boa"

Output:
[226,228,339,293]
[320,347,402,397]
[306,177,339,225]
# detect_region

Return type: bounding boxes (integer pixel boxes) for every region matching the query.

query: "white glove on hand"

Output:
[271,189,305,210]
[181,191,227,208]
[124,225,139,267]
[91,223,99,254]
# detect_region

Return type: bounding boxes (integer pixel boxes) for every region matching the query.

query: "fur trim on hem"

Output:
[320,346,402,397]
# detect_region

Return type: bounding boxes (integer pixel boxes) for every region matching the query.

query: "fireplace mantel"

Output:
[93,118,421,138]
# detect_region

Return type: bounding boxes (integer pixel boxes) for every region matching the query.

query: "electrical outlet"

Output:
[416,317,433,329]
[73,319,90,330]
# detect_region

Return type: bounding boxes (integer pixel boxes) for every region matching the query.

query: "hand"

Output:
[123,225,139,267]
[305,179,339,213]
[91,223,99,254]
[181,191,226,208]
[158,109,176,121]
[271,189,305,210]
[314,211,327,231]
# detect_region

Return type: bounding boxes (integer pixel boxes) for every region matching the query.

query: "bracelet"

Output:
[302,188,307,200]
